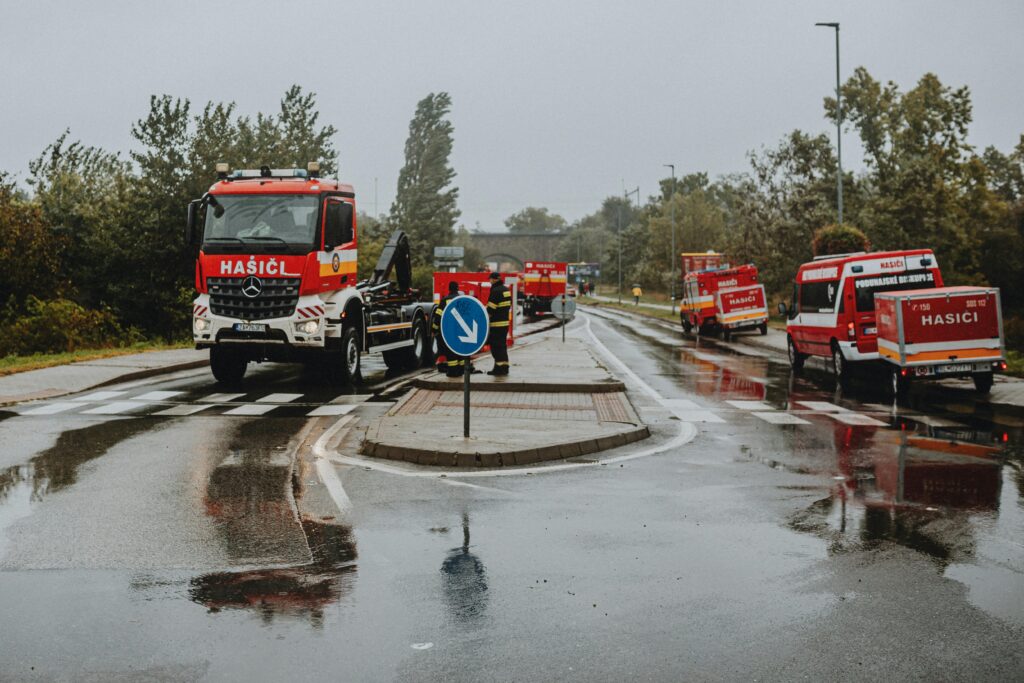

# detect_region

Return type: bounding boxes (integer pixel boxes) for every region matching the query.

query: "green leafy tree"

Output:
[812,223,870,256]
[389,92,460,263]
[504,207,567,234]
[0,172,64,307]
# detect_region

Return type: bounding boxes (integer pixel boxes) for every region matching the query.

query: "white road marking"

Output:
[907,414,965,428]
[153,404,216,416]
[72,390,127,402]
[20,401,82,416]
[311,416,356,513]
[223,404,276,416]
[753,411,810,425]
[662,399,701,410]
[257,392,303,403]
[828,412,888,427]
[199,392,245,403]
[307,404,357,417]
[670,409,725,423]
[796,401,849,412]
[81,401,147,415]
[726,400,774,411]
[132,390,183,402]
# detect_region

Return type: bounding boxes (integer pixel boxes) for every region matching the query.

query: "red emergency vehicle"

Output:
[521,261,567,318]
[780,249,943,383]
[876,286,1007,395]
[679,263,768,339]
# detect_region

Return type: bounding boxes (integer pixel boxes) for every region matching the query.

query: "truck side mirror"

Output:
[186,199,201,245]
[324,201,354,249]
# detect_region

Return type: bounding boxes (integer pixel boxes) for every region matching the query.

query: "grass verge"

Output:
[578,297,680,322]
[1005,350,1024,378]
[0,341,191,377]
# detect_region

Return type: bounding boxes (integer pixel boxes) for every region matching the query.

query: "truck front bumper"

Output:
[192,294,332,350]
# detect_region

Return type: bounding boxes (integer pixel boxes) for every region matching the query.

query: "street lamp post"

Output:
[664,164,676,300]
[618,186,640,304]
[816,21,843,224]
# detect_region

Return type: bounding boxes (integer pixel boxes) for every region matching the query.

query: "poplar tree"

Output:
[389,92,460,264]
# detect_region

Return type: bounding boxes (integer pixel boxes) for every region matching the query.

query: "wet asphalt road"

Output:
[1,312,1022,681]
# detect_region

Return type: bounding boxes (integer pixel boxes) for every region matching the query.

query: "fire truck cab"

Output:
[779,249,942,382]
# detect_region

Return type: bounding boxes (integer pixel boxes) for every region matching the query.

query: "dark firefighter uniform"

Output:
[486,272,511,375]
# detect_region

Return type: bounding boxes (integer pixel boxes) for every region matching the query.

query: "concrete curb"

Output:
[360,422,651,468]
[412,376,626,393]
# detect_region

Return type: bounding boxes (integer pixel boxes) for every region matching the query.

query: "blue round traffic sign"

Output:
[440,295,490,357]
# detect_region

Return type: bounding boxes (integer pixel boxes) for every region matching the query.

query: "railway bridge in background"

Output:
[467,232,566,270]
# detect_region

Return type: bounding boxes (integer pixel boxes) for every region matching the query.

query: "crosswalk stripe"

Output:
[133,390,183,402]
[828,412,888,427]
[81,401,147,415]
[753,411,810,425]
[20,401,82,416]
[307,404,357,417]
[153,404,217,416]
[906,414,965,428]
[72,390,127,402]
[223,404,277,416]
[199,393,245,403]
[795,401,848,412]
[726,400,774,411]
[257,393,303,403]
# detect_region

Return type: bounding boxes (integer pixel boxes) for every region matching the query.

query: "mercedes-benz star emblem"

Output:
[241,276,263,298]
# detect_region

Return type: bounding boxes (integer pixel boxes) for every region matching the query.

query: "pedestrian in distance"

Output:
[632,284,643,305]
[486,271,511,376]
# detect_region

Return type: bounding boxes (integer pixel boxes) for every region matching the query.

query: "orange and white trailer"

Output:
[875,286,1007,396]
[716,284,769,340]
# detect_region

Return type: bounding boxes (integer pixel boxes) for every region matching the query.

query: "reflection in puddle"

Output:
[441,513,488,624]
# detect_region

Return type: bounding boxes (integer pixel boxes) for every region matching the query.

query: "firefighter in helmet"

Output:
[486,271,511,375]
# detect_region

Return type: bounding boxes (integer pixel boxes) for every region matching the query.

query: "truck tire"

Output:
[831,342,850,389]
[787,335,806,372]
[328,326,361,385]
[681,316,692,334]
[210,347,247,384]
[723,328,732,342]
[973,372,993,394]
[759,323,768,336]
[405,318,428,368]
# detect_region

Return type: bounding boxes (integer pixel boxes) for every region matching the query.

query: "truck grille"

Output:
[208,277,300,321]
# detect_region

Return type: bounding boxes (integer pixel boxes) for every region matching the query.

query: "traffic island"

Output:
[360,337,650,467]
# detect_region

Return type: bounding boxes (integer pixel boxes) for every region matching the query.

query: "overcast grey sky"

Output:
[2,1,1021,231]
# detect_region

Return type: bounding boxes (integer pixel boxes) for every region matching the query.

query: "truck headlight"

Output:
[194,318,210,332]
[299,320,319,335]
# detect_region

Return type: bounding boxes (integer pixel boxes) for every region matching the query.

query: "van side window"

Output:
[799,279,839,313]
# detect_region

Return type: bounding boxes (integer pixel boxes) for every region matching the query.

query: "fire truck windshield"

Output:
[203,194,319,252]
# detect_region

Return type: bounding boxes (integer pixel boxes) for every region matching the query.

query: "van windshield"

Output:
[854,269,937,311]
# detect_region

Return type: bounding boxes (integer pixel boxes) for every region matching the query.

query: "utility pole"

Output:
[664,164,676,300]
[618,186,640,304]
[816,22,843,224]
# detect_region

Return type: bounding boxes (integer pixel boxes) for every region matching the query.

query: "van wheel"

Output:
[787,335,806,371]
[328,326,362,385]
[210,347,247,384]
[759,323,768,336]
[973,372,993,394]
[890,367,909,400]
[681,316,692,334]
[831,343,850,388]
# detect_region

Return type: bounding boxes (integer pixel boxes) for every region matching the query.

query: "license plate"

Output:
[937,362,972,374]
[233,322,268,333]
[863,326,877,335]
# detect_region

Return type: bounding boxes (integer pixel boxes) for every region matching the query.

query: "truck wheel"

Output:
[787,335,806,372]
[330,326,361,385]
[759,323,768,336]
[210,347,247,384]
[681,316,692,334]
[973,372,993,394]
[831,343,850,388]
[403,318,428,368]
[890,367,910,400]
[723,328,732,342]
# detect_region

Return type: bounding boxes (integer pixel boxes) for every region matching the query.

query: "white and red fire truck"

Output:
[679,261,768,339]
[186,163,437,384]
[876,286,1007,395]
[521,261,567,319]
[781,250,941,381]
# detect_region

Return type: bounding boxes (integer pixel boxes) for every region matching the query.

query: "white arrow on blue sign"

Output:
[440,295,490,357]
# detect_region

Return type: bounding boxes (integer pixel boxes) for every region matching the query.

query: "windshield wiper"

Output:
[245,236,289,244]
[205,237,244,243]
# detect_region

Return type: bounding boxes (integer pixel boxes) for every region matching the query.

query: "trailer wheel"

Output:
[890,367,909,400]
[759,323,768,336]
[787,335,806,372]
[831,343,850,388]
[973,372,993,394]
[210,347,247,384]
[329,326,361,385]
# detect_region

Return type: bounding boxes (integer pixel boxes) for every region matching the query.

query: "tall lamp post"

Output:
[816,21,843,224]
[664,164,676,300]
[617,186,641,304]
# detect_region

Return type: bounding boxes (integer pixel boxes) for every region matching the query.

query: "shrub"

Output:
[812,223,870,257]
[0,296,143,355]
[1004,314,1024,353]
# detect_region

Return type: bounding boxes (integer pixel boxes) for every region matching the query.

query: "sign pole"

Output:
[464,361,471,437]
[561,293,566,343]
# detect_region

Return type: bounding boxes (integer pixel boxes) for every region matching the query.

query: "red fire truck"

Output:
[780,249,942,384]
[679,262,768,339]
[876,286,1007,395]
[521,261,567,319]
[186,163,437,384]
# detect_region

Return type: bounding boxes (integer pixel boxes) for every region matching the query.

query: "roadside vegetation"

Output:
[0,341,190,377]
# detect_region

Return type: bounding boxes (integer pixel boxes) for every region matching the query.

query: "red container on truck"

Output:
[875,286,1007,396]
[522,261,567,318]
